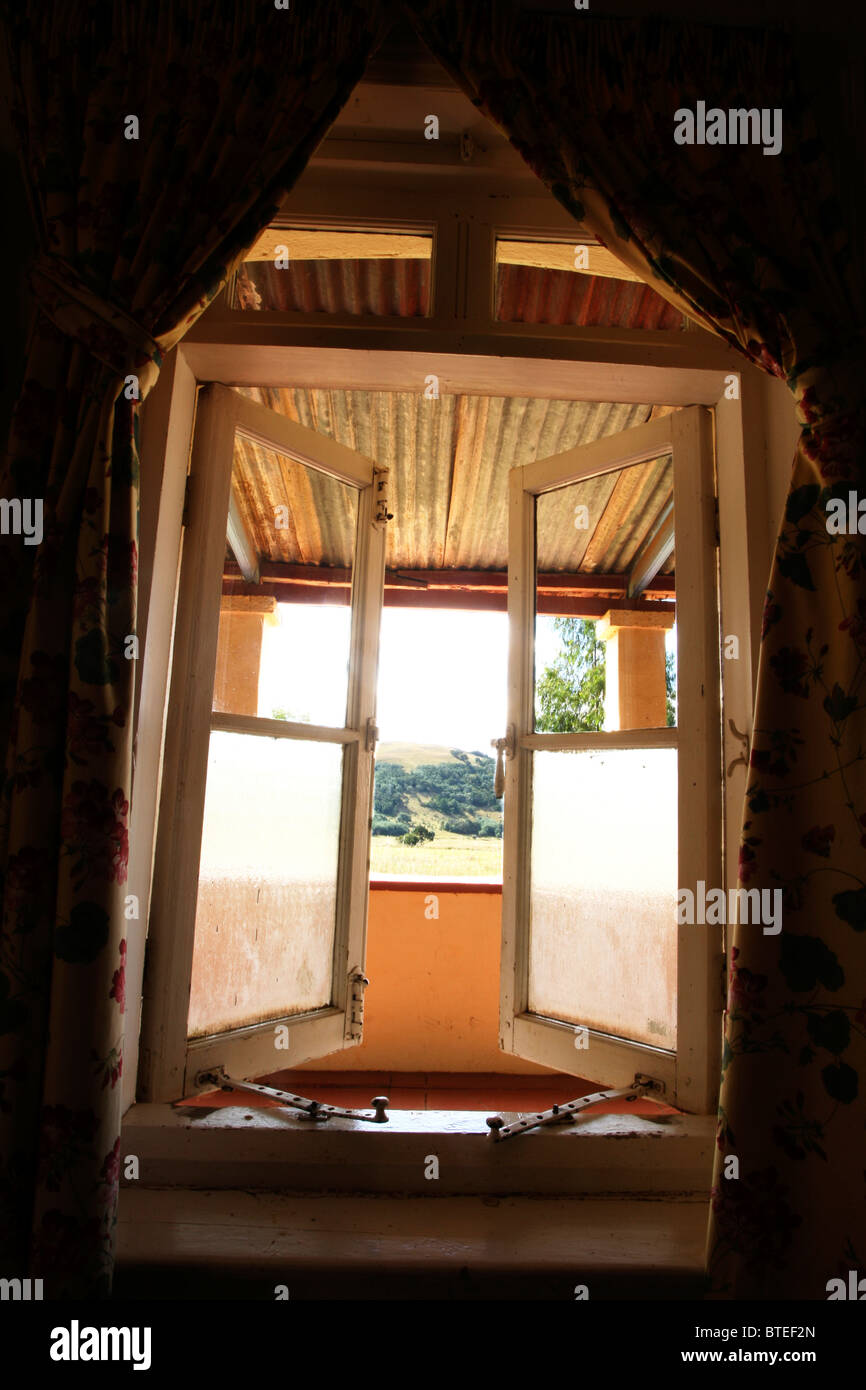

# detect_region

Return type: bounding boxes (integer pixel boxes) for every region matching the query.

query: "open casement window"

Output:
[498,408,722,1114]
[149,385,386,1095]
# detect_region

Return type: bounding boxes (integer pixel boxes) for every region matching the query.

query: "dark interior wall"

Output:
[0,86,37,462]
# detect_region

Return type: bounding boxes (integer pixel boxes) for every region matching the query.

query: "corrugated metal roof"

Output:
[232,258,682,330]
[496,264,685,330]
[233,259,431,317]
[228,389,674,583]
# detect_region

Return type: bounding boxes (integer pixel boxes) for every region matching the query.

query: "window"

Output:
[228,226,434,317]
[493,237,687,330]
[147,385,386,1088]
[144,377,721,1113]
[499,409,721,1112]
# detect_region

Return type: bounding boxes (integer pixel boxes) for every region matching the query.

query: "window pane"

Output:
[534,456,676,732]
[216,444,358,725]
[527,747,677,1049]
[188,732,344,1036]
[494,239,685,329]
[229,228,433,317]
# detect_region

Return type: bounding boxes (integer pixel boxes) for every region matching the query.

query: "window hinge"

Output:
[346,968,370,1043]
[365,717,379,753]
[373,468,393,528]
[194,1064,389,1124]
[486,1074,667,1142]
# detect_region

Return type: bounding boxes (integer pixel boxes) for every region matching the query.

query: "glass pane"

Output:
[528,747,677,1049]
[534,456,676,732]
[215,441,358,725]
[229,228,433,317]
[494,239,685,329]
[188,732,344,1036]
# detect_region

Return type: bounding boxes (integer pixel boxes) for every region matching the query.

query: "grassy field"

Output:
[375,741,488,770]
[370,830,502,877]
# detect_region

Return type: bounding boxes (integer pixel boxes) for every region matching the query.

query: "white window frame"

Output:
[499,408,722,1114]
[140,384,386,1098]
[134,188,765,1123]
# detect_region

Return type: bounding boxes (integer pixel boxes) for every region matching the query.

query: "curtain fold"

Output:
[0,0,390,1297]
[402,0,866,1298]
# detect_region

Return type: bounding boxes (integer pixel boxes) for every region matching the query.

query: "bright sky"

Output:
[258,603,676,746]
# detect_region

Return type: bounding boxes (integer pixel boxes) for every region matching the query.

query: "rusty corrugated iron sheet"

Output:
[232,257,682,331]
[234,258,431,317]
[496,264,685,330]
[228,389,673,585]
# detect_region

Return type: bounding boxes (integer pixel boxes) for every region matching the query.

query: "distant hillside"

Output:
[373,744,502,839]
[376,742,465,770]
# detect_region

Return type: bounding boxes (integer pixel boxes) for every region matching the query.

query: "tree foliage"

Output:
[535,617,677,731]
[372,751,503,836]
[535,618,606,732]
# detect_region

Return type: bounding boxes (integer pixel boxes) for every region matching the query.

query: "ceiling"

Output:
[226,388,675,604]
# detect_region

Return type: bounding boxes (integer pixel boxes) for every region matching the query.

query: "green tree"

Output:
[535,618,606,732]
[535,618,677,731]
[665,649,677,727]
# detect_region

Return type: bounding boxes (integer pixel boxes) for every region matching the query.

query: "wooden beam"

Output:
[223,560,675,599]
[245,229,432,264]
[221,576,674,619]
[496,239,644,285]
[627,499,675,598]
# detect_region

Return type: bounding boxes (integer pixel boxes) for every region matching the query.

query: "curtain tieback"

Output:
[29,254,163,389]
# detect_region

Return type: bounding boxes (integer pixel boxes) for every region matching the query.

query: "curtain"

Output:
[0,0,390,1298]
[403,1,866,1298]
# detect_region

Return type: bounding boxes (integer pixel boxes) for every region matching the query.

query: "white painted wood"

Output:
[182,337,738,403]
[522,728,678,752]
[141,386,385,1101]
[210,712,360,744]
[126,349,197,1112]
[116,1190,709,1292]
[671,407,723,1113]
[498,470,535,1059]
[500,407,722,1112]
[121,1102,715,1196]
[522,412,674,494]
[139,385,238,1101]
[228,385,377,488]
[716,374,764,907]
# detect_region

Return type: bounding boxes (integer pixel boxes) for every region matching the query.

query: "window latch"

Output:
[194,1065,389,1124]
[726,718,751,778]
[485,1074,666,1142]
[490,724,516,798]
[365,717,379,753]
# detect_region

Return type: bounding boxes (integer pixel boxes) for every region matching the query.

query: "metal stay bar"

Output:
[485,1073,667,1142]
[195,1065,390,1123]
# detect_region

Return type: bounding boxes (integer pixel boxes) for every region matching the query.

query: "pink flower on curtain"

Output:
[61,780,129,885]
[109,941,126,1013]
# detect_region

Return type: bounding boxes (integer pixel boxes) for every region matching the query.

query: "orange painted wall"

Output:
[302,887,556,1074]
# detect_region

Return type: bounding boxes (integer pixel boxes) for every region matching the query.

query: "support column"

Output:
[212,595,279,716]
[597,608,675,731]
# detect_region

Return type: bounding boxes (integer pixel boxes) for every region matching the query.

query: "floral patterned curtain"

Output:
[403,1,866,1298]
[0,0,390,1298]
